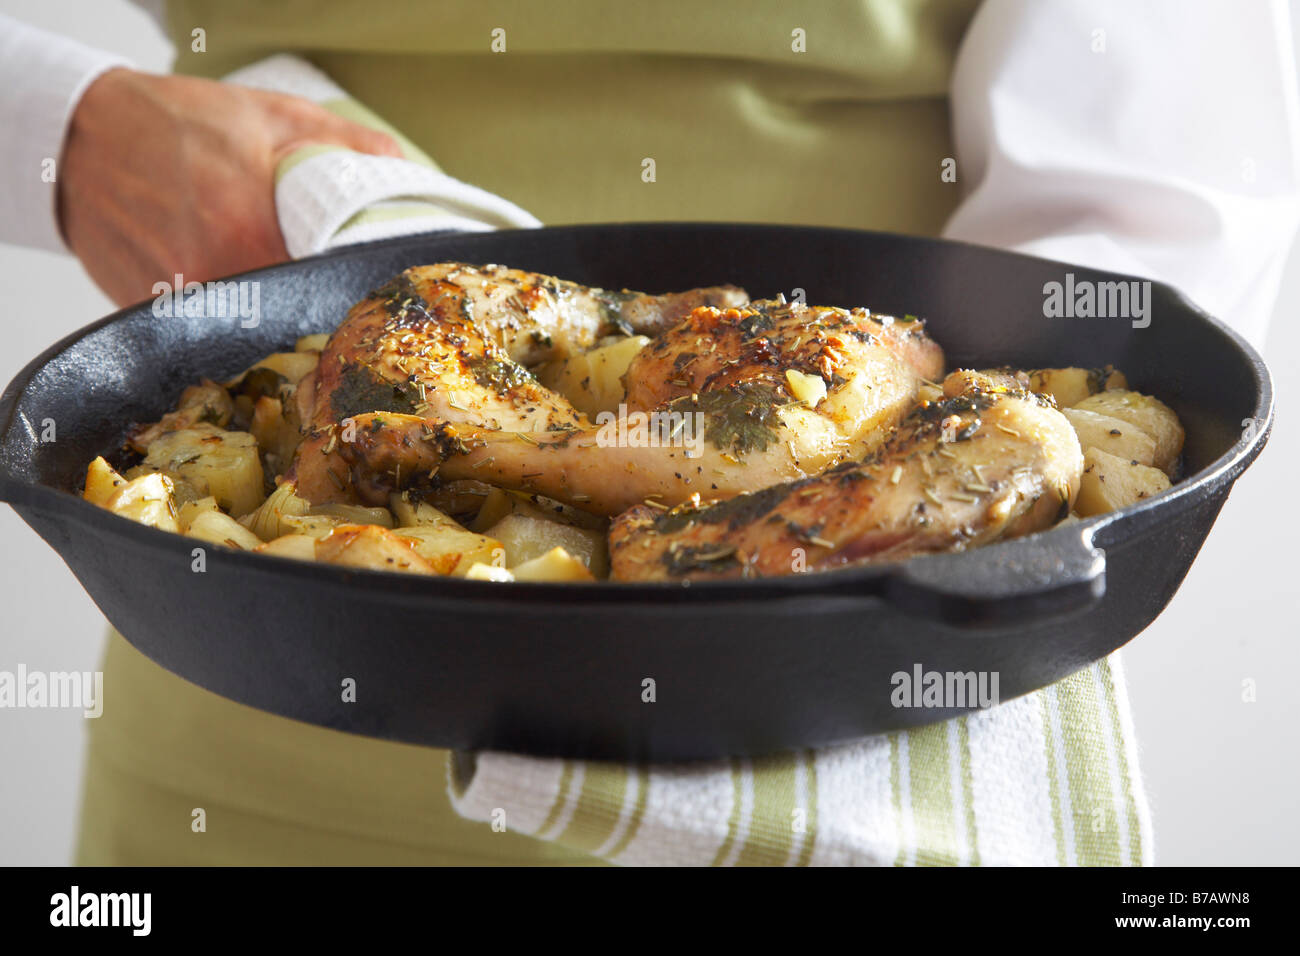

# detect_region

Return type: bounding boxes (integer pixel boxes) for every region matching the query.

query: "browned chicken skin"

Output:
[607,370,1084,581]
[384,301,941,513]
[290,263,747,503]
[292,265,944,515]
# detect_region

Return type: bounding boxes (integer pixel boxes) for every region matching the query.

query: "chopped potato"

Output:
[469,486,604,533]
[486,513,609,577]
[469,486,517,532]
[125,464,209,510]
[464,562,515,582]
[249,395,303,477]
[534,334,651,417]
[1071,390,1183,476]
[315,524,438,574]
[390,492,462,529]
[178,495,220,532]
[234,351,319,388]
[389,492,503,573]
[144,424,265,517]
[185,510,265,550]
[83,456,127,507]
[1060,407,1158,468]
[1075,447,1172,517]
[295,333,331,353]
[1028,366,1128,408]
[127,379,233,453]
[103,472,179,532]
[254,534,318,562]
[511,546,597,582]
[391,525,503,575]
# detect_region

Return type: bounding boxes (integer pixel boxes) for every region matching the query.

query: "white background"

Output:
[0,0,1296,865]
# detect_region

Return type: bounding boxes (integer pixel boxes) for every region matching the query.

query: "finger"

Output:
[268,96,404,160]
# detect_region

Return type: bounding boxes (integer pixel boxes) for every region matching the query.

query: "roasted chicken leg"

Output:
[305,295,943,514]
[606,370,1084,580]
[290,262,746,502]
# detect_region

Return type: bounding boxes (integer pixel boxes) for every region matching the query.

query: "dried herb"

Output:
[661,543,741,575]
[668,382,783,456]
[469,355,535,393]
[653,480,794,534]
[331,364,422,419]
[737,311,774,340]
[592,287,641,327]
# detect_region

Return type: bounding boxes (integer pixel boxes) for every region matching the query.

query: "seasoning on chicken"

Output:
[606,369,1084,580]
[296,279,945,513]
[290,262,747,503]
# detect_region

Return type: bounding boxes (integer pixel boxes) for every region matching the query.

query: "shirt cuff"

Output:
[0,14,131,253]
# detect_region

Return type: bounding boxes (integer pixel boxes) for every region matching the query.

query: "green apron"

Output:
[76,0,980,865]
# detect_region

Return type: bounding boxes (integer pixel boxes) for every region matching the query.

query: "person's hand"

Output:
[58,68,401,306]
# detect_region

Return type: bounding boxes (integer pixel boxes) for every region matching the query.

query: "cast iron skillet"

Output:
[0,224,1274,761]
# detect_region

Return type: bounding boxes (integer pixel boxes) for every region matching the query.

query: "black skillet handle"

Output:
[883,526,1106,629]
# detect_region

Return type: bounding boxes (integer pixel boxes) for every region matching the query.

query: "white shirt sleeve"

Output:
[943,0,1300,346]
[0,14,131,253]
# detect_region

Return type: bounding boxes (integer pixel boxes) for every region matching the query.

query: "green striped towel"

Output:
[448,655,1151,866]
[226,54,1152,867]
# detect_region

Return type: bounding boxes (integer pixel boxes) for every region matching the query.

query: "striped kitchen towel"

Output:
[223,54,540,258]
[449,655,1152,866]
[224,54,1153,867]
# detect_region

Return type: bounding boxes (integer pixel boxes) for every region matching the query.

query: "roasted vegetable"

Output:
[470,486,605,533]
[1027,366,1127,408]
[100,472,179,532]
[230,351,320,391]
[143,424,265,517]
[511,546,597,582]
[485,513,609,576]
[254,534,318,562]
[1074,447,1172,516]
[310,502,394,528]
[83,456,127,507]
[186,510,265,550]
[127,379,233,454]
[1071,389,1183,476]
[390,492,503,574]
[249,395,303,478]
[464,562,514,581]
[240,481,312,540]
[314,524,438,574]
[534,334,651,417]
[1060,407,1158,468]
[177,495,221,532]
[295,333,331,353]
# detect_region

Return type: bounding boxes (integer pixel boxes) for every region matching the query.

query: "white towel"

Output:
[223,54,539,259]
